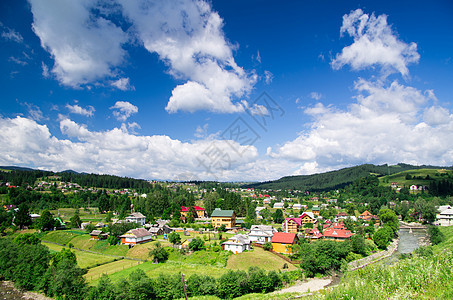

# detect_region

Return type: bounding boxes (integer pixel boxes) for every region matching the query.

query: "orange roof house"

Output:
[358,210,379,223]
[119,228,153,246]
[322,227,353,241]
[271,232,298,254]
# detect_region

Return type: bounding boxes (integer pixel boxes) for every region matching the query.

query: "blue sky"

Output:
[0,0,452,181]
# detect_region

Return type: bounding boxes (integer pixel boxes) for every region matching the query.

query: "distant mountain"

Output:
[244,163,452,191]
[0,166,41,172]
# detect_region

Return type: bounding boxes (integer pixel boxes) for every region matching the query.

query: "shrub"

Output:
[263,242,272,251]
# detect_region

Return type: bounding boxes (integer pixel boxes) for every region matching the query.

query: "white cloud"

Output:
[41,62,50,78]
[423,106,452,126]
[9,56,28,66]
[194,123,209,138]
[264,70,273,84]
[111,77,135,91]
[110,101,138,121]
[29,0,128,87]
[1,27,23,43]
[0,116,266,181]
[331,9,419,77]
[24,103,45,122]
[310,92,322,100]
[271,80,453,173]
[66,104,95,117]
[119,0,256,113]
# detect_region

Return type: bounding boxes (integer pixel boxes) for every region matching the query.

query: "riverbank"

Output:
[276,277,332,295]
[0,281,51,300]
[347,239,398,271]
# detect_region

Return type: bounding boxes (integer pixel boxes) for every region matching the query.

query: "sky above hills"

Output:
[0,0,452,181]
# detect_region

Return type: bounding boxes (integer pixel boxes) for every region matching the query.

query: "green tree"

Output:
[189,238,205,251]
[263,242,272,251]
[69,209,82,228]
[351,234,366,255]
[373,226,393,250]
[168,232,181,245]
[149,242,169,263]
[35,210,57,231]
[273,209,284,224]
[15,203,32,229]
[86,274,116,300]
[13,233,40,246]
[379,209,399,234]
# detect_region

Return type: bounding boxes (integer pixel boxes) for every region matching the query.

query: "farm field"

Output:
[43,242,117,269]
[84,259,143,283]
[227,247,298,271]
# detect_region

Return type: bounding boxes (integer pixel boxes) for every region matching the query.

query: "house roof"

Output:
[300,212,315,220]
[120,228,152,238]
[285,217,302,226]
[90,230,103,236]
[323,228,353,239]
[126,212,146,219]
[440,208,453,215]
[271,232,297,244]
[211,208,235,217]
[223,234,250,245]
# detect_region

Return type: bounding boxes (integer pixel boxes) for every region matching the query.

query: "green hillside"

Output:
[245,163,452,191]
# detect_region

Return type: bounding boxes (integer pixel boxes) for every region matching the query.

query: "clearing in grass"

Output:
[226,247,297,271]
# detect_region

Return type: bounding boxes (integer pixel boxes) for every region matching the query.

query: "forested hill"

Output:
[245,163,452,191]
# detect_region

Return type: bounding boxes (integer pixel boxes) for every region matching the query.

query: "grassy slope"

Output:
[379,168,452,187]
[227,247,297,271]
[308,226,453,299]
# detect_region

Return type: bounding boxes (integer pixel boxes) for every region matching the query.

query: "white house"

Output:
[248,225,276,244]
[293,203,302,210]
[222,234,251,254]
[125,212,146,226]
[273,202,284,209]
[436,208,453,226]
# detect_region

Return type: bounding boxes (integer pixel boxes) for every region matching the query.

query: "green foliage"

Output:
[373,226,393,250]
[149,242,169,263]
[189,238,205,251]
[13,233,40,246]
[70,209,82,228]
[273,209,284,224]
[168,232,181,244]
[428,225,445,245]
[378,209,399,234]
[299,240,351,277]
[263,242,272,251]
[36,209,57,231]
[351,234,367,256]
[14,203,32,229]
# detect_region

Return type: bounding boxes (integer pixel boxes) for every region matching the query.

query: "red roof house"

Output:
[271,232,298,254]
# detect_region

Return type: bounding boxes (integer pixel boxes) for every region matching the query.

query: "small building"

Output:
[125,212,146,226]
[271,232,298,254]
[436,208,453,226]
[119,228,153,245]
[90,230,108,240]
[149,227,164,236]
[300,212,315,224]
[312,206,320,216]
[222,234,251,254]
[284,217,302,233]
[273,202,284,209]
[248,225,276,244]
[358,210,379,223]
[180,206,207,219]
[322,226,353,241]
[211,208,236,228]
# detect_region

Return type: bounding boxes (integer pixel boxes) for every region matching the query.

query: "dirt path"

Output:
[277,278,332,295]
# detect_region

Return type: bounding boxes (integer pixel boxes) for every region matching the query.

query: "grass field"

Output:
[89,240,129,256]
[226,247,298,271]
[379,168,453,188]
[84,259,143,283]
[43,242,117,268]
[41,230,85,245]
[49,207,106,223]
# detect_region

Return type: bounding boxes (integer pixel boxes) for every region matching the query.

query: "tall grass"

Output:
[311,227,453,299]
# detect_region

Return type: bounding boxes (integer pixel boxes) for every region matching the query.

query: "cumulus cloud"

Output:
[110,101,138,121]
[271,80,453,173]
[331,9,419,77]
[0,116,266,181]
[119,0,256,113]
[29,0,128,87]
[194,123,209,138]
[111,77,135,91]
[66,104,95,117]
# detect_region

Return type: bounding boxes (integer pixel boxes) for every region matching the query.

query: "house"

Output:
[180,206,207,219]
[284,217,302,233]
[312,206,320,216]
[271,232,298,254]
[222,234,251,254]
[119,228,153,245]
[436,208,453,226]
[211,208,236,228]
[90,230,108,240]
[300,212,315,224]
[322,222,353,241]
[307,228,323,240]
[273,202,284,209]
[148,226,164,236]
[248,225,276,244]
[181,238,193,248]
[336,212,349,219]
[125,212,146,226]
[293,203,302,210]
[358,210,379,223]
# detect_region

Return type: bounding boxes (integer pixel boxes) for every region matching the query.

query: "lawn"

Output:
[69,234,97,250]
[40,230,84,245]
[84,259,142,283]
[90,260,230,286]
[49,207,106,223]
[89,240,129,256]
[226,247,298,271]
[42,242,117,269]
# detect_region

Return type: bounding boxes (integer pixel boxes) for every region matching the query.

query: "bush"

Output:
[149,242,169,263]
[428,225,445,245]
[189,238,205,251]
[263,242,272,251]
